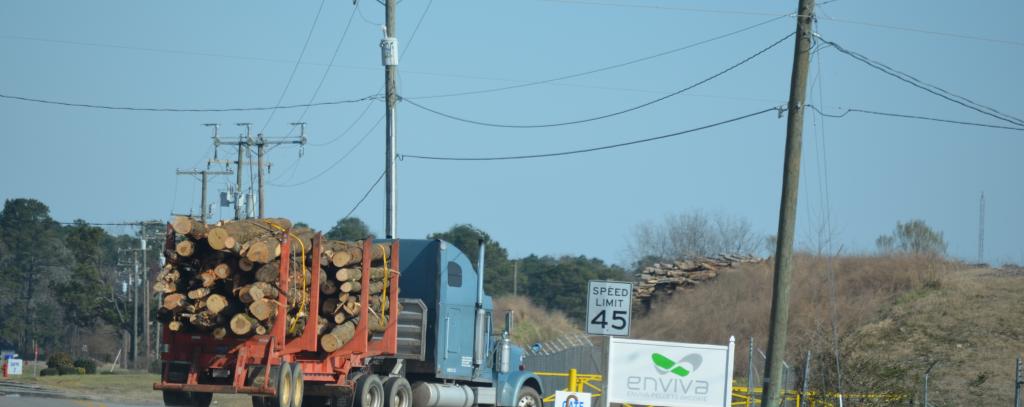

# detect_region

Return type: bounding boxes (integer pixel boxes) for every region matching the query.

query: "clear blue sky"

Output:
[1,0,1021,266]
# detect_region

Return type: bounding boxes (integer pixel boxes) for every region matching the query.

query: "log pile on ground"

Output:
[633,254,764,312]
[155,216,395,352]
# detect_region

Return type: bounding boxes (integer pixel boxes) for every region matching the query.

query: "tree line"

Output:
[0,197,949,359]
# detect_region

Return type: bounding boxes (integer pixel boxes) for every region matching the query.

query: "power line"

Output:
[543,0,1024,48]
[0,34,307,65]
[540,0,793,18]
[287,6,360,135]
[402,0,434,60]
[356,0,383,26]
[818,15,1024,48]
[270,114,385,187]
[342,170,386,220]
[308,100,378,147]
[806,105,1024,131]
[403,32,793,129]
[400,106,779,161]
[817,35,1024,127]
[406,14,789,100]
[58,220,163,227]
[259,0,328,134]
[0,92,379,112]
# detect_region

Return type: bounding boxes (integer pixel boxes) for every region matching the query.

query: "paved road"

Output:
[0,394,148,407]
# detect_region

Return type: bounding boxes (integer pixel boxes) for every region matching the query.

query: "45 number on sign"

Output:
[590,310,627,330]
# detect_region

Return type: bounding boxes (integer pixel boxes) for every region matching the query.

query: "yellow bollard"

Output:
[569,368,578,392]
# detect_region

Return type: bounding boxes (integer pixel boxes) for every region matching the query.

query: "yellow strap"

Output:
[263,221,308,334]
[376,244,390,325]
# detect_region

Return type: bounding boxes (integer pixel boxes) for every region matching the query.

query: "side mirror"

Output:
[504,310,514,335]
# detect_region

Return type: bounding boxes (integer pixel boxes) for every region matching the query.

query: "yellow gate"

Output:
[536,370,905,407]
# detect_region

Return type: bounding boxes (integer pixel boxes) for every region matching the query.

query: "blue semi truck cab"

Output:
[384,238,543,407]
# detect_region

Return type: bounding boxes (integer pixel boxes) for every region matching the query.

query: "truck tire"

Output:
[354,374,384,407]
[163,391,212,407]
[382,377,411,407]
[264,363,293,407]
[163,390,190,406]
[189,392,213,407]
[515,386,541,407]
[291,363,305,407]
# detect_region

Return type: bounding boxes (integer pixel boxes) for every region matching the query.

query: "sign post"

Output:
[586,281,632,336]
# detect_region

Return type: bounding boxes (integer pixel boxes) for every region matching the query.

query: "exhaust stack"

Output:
[473,240,487,368]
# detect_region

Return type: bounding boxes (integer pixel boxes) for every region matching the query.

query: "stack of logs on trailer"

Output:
[154,216,394,353]
[632,254,765,312]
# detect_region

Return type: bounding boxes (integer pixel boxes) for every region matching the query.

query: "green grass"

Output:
[8,373,162,402]
[8,372,255,406]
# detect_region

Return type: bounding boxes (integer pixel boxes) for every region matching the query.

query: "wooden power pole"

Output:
[384,0,398,238]
[176,168,233,222]
[761,0,815,405]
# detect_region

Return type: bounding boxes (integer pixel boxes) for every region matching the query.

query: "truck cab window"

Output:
[447,261,462,287]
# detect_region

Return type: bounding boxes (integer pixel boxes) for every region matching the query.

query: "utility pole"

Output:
[1014,355,1022,407]
[923,361,939,407]
[800,351,811,407]
[513,261,518,296]
[136,221,163,366]
[176,168,233,222]
[254,128,305,218]
[132,250,139,369]
[234,123,251,219]
[383,0,398,238]
[257,137,265,218]
[978,192,985,264]
[761,0,814,405]
[748,338,756,403]
[212,123,304,219]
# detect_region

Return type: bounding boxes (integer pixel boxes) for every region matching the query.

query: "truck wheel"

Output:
[163,390,190,406]
[354,374,384,407]
[188,392,213,407]
[302,395,330,406]
[382,377,411,407]
[515,386,541,407]
[291,363,305,407]
[265,363,293,407]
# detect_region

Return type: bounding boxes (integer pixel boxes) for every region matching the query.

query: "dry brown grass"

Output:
[494,295,580,345]
[632,254,962,396]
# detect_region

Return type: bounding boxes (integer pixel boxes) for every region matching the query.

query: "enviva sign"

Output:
[605,337,735,407]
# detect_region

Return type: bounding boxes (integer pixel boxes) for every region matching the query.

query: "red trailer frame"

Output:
[155,226,401,398]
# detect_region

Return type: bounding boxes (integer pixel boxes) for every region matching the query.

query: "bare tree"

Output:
[628,210,762,265]
[875,219,947,257]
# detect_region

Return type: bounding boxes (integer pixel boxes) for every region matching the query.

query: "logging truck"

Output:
[154,219,543,407]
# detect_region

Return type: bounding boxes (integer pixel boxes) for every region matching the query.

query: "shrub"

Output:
[876,219,947,256]
[39,368,59,376]
[75,367,86,375]
[47,352,74,369]
[57,366,80,375]
[73,359,97,374]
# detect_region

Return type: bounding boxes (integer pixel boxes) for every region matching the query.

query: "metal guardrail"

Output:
[536,370,905,407]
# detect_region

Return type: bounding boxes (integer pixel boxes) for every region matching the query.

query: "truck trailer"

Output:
[155,226,543,407]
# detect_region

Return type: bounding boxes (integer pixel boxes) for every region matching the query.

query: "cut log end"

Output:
[176,240,195,257]
[229,313,258,336]
[206,294,229,315]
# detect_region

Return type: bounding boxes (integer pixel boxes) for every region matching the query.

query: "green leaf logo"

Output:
[651,353,703,377]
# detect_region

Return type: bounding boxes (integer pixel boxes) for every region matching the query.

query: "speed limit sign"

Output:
[586,280,632,336]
